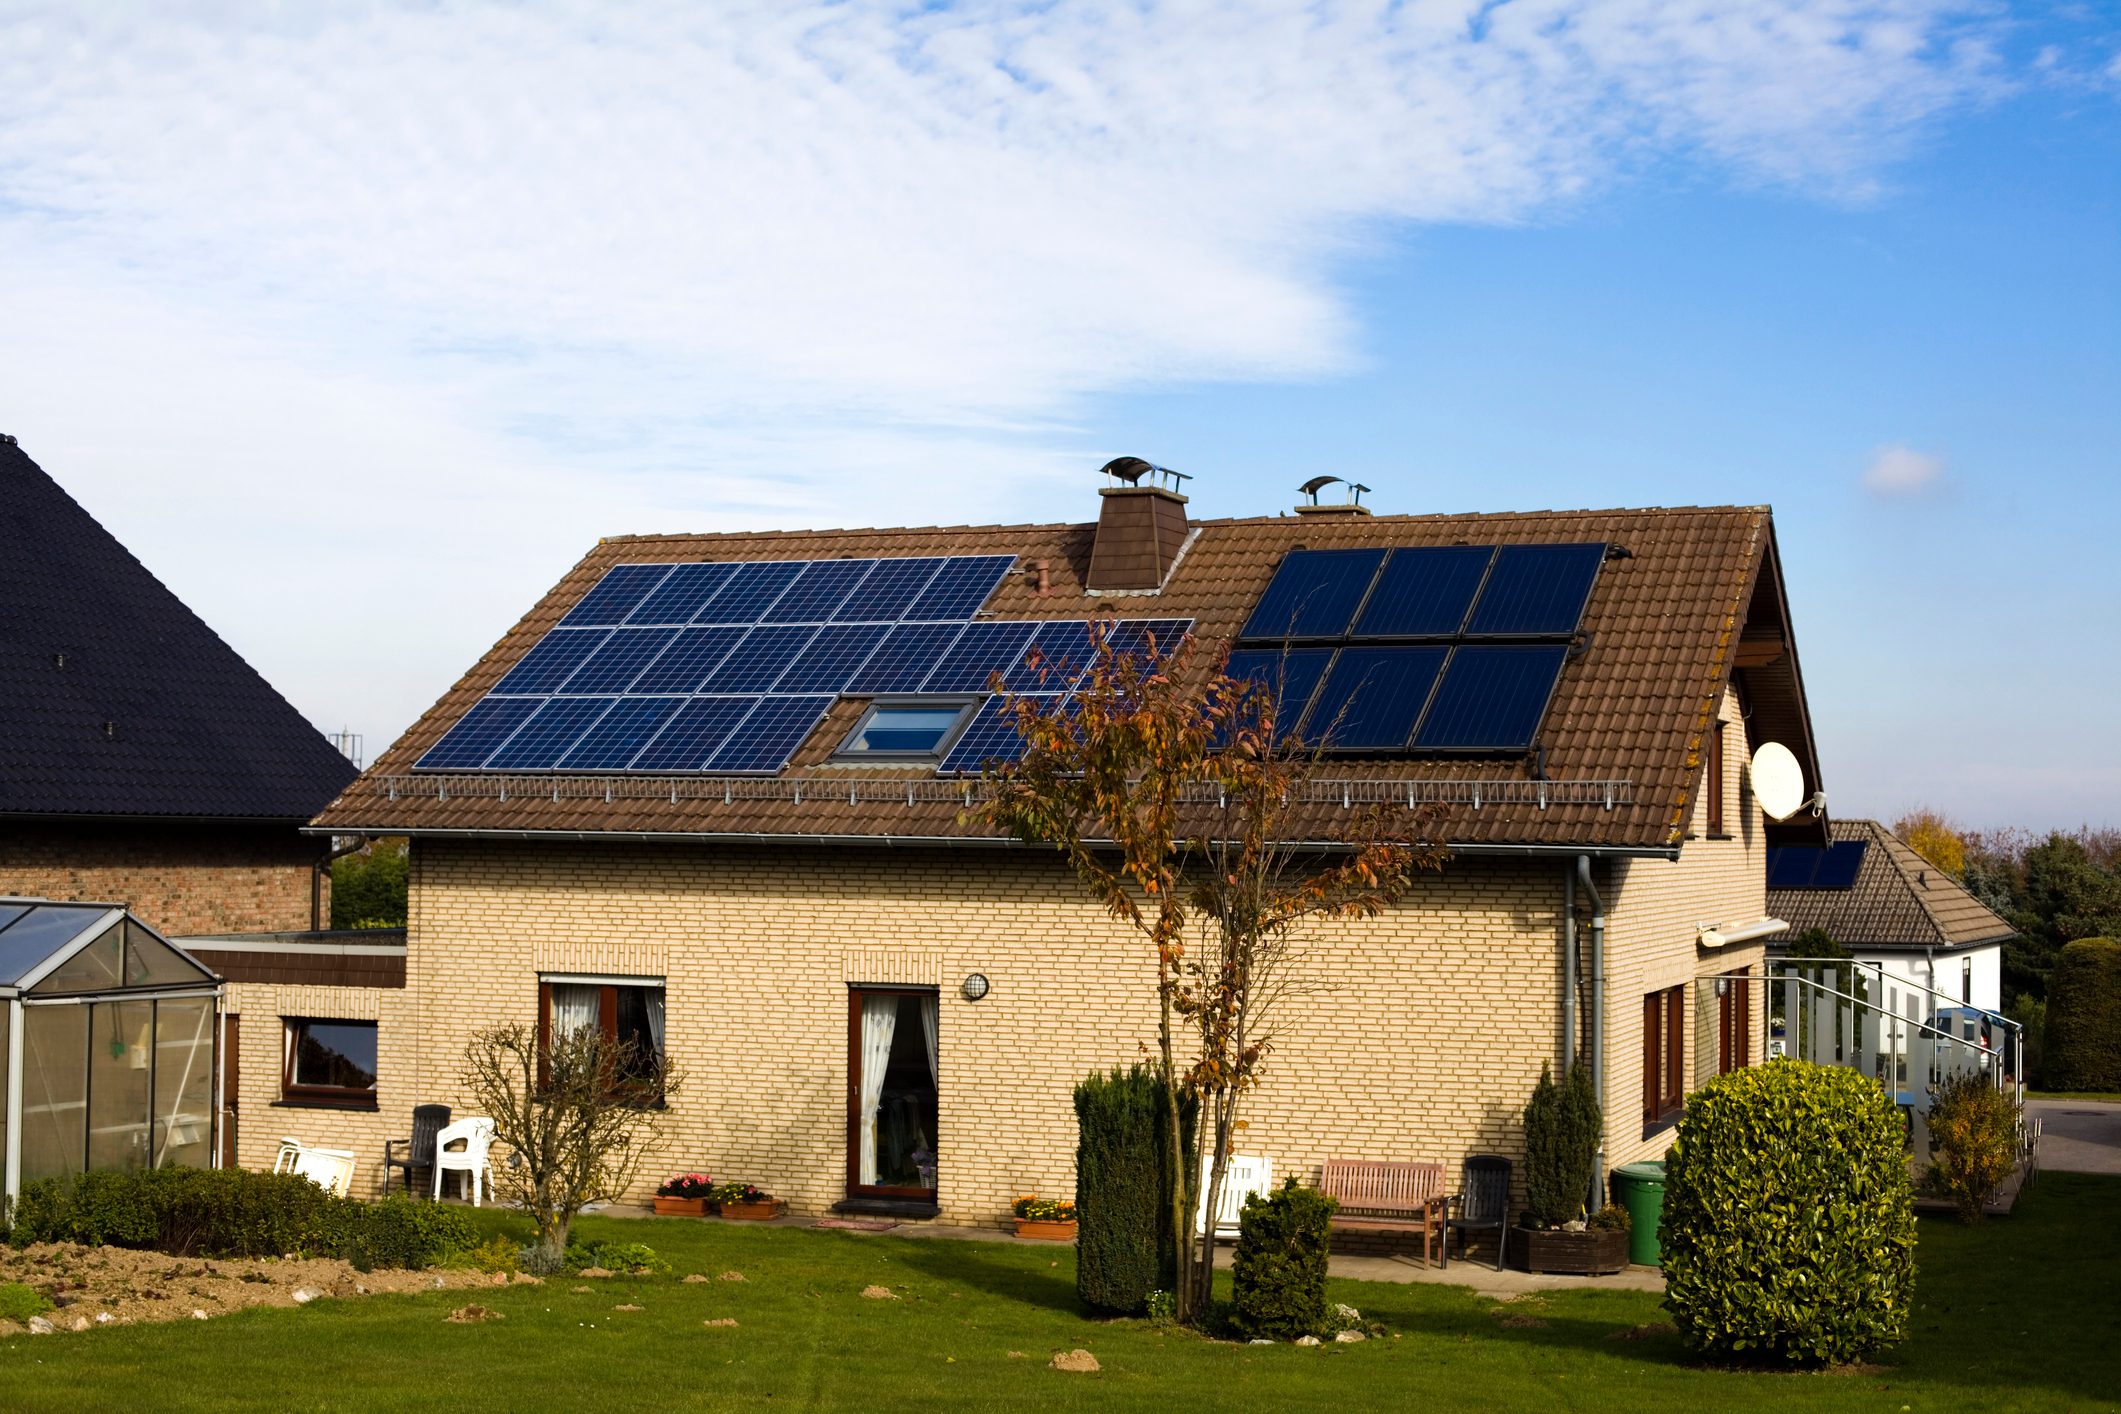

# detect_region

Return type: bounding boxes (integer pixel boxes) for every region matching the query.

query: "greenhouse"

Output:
[2,899,224,1204]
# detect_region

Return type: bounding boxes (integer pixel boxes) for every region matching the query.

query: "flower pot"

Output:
[1014,1219,1078,1242]
[653,1195,708,1217]
[1518,1224,1629,1276]
[720,1200,784,1222]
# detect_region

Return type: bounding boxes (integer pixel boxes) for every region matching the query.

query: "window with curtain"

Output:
[1642,984,1686,1134]
[538,978,666,1091]
[847,987,939,1197]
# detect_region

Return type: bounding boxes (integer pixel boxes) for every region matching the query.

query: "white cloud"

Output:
[0,1,2002,749]
[1862,443,1947,496]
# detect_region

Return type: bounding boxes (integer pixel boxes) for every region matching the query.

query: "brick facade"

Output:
[0,819,327,936]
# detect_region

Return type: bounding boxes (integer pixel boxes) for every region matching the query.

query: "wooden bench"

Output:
[1319,1159,1447,1266]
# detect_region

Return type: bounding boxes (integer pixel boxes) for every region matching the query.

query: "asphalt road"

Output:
[2029,1099,2121,1175]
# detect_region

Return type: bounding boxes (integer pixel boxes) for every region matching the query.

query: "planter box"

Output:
[653,1196,709,1217]
[1014,1219,1078,1242]
[720,1200,784,1222]
[1519,1225,1629,1276]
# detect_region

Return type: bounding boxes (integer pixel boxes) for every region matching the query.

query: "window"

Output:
[847,987,939,1200]
[538,978,665,1088]
[1963,958,1973,1004]
[282,1019,378,1108]
[1716,968,1752,1075]
[1642,986,1685,1134]
[836,701,974,760]
[1706,722,1727,836]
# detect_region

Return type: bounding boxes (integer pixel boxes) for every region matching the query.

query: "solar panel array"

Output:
[1766,840,1869,891]
[1229,543,1604,754]
[415,554,1191,776]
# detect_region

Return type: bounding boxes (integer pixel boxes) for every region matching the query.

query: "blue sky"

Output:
[0,1,2114,829]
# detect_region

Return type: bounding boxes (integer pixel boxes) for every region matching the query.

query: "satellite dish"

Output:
[1750,742,1805,821]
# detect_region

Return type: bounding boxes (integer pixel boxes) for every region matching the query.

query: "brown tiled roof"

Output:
[314,504,1797,851]
[1770,819,2016,952]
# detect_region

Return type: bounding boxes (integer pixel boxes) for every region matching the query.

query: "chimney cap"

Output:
[1099,456,1190,493]
[1300,475,1370,506]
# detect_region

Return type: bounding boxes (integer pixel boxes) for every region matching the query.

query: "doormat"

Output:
[814,1219,900,1232]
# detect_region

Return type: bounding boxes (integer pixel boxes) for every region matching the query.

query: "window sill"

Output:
[274,1097,380,1113]
[833,1197,941,1220]
[1640,1110,1684,1141]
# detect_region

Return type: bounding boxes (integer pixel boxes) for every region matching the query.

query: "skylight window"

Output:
[837,702,975,760]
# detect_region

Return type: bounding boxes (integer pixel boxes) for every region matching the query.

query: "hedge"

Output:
[1230,1178,1336,1341]
[1073,1065,1195,1315]
[7,1168,474,1270]
[2041,938,2121,1092]
[1660,1059,1915,1366]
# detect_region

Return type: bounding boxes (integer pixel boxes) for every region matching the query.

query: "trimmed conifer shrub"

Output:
[1523,1060,1600,1226]
[1230,1178,1337,1340]
[2041,938,2121,1092]
[1073,1065,1194,1315]
[1660,1059,1915,1366]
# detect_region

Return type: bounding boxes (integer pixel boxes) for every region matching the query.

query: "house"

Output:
[1767,817,2013,1014]
[290,472,1826,1223]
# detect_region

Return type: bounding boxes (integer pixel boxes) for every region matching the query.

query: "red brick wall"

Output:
[0,819,326,935]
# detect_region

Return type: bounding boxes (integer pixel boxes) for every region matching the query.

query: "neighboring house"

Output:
[295,475,1827,1222]
[1768,817,2013,1014]
[0,436,359,934]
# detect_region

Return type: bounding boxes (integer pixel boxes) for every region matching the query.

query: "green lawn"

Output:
[2029,1090,2121,1104]
[4,1174,2117,1412]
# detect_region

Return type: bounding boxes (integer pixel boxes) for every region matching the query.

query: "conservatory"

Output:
[1,899,224,1204]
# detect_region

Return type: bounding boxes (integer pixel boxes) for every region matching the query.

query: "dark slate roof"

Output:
[1770,819,2016,952]
[0,439,359,820]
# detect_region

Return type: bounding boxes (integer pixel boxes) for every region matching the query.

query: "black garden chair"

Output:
[383,1104,452,1196]
[1440,1153,1513,1271]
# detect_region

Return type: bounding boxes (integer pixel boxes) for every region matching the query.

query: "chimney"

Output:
[1087,457,1191,591]
[1293,474,1372,518]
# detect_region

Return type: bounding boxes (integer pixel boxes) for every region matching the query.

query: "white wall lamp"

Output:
[960,973,990,1002]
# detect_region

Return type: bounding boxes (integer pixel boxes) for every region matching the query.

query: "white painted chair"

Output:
[431,1116,497,1206]
[1197,1153,1273,1240]
[272,1136,357,1198]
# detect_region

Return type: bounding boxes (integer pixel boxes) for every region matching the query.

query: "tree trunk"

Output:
[1160,963,1196,1325]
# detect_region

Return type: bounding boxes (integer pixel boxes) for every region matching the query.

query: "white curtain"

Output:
[550,984,599,1040]
[920,995,938,1088]
[644,988,666,1060]
[858,995,898,1185]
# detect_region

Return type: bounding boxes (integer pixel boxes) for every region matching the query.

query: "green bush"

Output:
[7,1168,468,1270]
[1073,1065,1195,1315]
[1230,1178,1337,1341]
[1926,1070,2020,1223]
[1660,1059,1915,1366]
[1523,1060,1600,1226]
[0,1281,53,1323]
[2041,938,2121,1091]
[2006,994,2045,1086]
[566,1239,666,1274]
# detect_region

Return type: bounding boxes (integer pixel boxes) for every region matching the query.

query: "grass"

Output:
[2029,1090,2121,1103]
[3,1174,2118,1412]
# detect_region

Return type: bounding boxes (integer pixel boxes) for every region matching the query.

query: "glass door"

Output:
[846,988,939,1199]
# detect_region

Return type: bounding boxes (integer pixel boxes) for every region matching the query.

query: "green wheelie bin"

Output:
[1611,1161,1667,1266]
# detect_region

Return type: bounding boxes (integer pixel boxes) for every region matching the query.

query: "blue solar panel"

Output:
[936,694,1054,775]
[763,559,874,624]
[1222,648,1332,741]
[1465,544,1604,636]
[706,695,835,773]
[905,555,1013,620]
[627,563,739,625]
[629,626,746,695]
[835,557,946,622]
[1240,549,1385,640]
[415,697,544,769]
[774,624,887,693]
[557,627,681,694]
[493,628,610,694]
[924,620,1037,692]
[700,625,820,692]
[696,561,804,623]
[561,564,671,626]
[630,696,759,771]
[1003,621,1095,693]
[1305,647,1447,750]
[1351,547,1493,638]
[556,696,686,770]
[485,697,617,770]
[843,622,967,695]
[1413,645,1567,750]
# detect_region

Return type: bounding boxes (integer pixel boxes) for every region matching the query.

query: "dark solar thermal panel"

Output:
[1351,546,1493,638]
[924,620,1037,692]
[774,624,888,693]
[1240,549,1386,640]
[834,556,947,622]
[706,695,835,773]
[627,563,739,625]
[1413,645,1567,750]
[629,626,747,695]
[842,622,968,694]
[557,627,681,695]
[1222,647,1332,744]
[763,559,875,624]
[699,625,820,692]
[1766,847,1817,889]
[629,696,758,771]
[905,555,1014,620]
[1811,841,1869,889]
[492,628,610,695]
[414,696,544,769]
[1305,646,1447,750]
[1464,544,1604,636]
[560,564,672,626]
[1104,618,1194,665]
[557,696,686,770]
[695,561,805,623]
[484,696,617,770]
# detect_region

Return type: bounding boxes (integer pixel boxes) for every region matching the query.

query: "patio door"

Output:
[1717,969,1752,1074]
[845,987,939,1201]
[220,1014,240,1169]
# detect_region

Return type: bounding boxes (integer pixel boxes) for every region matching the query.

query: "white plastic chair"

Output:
[1197,1153,1273,1240]
[272,1136,357,1198]
[431,1117,497,1206]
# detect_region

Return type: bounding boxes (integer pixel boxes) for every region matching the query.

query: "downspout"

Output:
[312,835,368,931]
[1562,865,1577,1069]
[1576,855,1608,1208]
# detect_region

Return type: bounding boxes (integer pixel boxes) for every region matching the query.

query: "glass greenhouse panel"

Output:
[154,998,216,1169]
[88,999,155,1173]
[125,923,214,987]
[21,1005,89,1182]
[38,923,125,994]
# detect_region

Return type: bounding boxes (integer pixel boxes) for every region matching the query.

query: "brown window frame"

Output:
[1642,985,1686,1135]
[1717,967,1752,1074]
[280,1016,379,1111]
[845,986,940,1203]
[536,979,667,1103]
[1706,721,1727,837]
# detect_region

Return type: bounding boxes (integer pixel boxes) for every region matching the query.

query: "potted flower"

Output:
[654,1172,714,1217]
[1012,1195,1077,1241]
[1517,1061,1629,1275]
[714,1181,784,1221]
